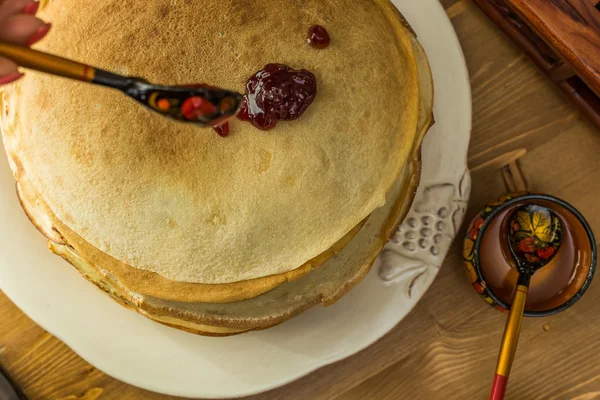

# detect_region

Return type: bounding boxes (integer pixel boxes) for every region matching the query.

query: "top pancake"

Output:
[2,0,419,284]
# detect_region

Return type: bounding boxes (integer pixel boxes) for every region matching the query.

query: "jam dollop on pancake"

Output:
[237,64,318,131]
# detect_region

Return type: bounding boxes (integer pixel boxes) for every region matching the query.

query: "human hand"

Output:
[0,0,51,85]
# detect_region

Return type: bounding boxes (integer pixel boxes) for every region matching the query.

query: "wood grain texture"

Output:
[1,1,600,399]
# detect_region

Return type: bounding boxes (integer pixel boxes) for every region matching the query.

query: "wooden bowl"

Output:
[463,193,596,316]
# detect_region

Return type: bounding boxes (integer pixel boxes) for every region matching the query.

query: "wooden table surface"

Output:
[2,1,600,399]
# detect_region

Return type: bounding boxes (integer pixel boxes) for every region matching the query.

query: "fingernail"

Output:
[0,72,24,85]
[23,2,40,15]
[27,23,51,46]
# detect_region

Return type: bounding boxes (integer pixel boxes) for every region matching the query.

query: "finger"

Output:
[0,14,50,46]
[0,58,23,85]
[0,0,38,18]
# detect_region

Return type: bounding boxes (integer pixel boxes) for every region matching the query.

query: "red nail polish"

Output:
[27,23,51,46]
[0,72,24,85]
[23,2,40,15]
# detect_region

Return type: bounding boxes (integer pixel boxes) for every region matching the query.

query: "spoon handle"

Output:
[490,274,530,400]
[0,42,132,90]
[0,41,97,81]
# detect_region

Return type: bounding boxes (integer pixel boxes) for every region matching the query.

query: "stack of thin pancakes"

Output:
[0,0,434,335]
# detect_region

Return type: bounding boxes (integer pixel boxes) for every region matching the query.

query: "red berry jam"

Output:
[307,25,330,49]
[237,64,317,131]
[213,122,230,137]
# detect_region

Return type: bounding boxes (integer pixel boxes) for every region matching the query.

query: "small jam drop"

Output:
[213,122,230,137]
[237,64,317,131]
[307,25,330,49]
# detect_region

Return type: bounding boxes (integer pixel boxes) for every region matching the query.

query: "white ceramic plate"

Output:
[0,1,471,398]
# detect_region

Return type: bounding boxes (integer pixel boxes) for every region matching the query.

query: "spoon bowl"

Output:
[507,204,563,275]
[115,77,243,126]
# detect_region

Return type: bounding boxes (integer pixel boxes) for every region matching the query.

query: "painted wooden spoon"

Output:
[491,204,563,399]
[0,42,243,128]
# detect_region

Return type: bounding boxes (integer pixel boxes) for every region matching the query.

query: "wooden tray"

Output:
[474,0,600,130]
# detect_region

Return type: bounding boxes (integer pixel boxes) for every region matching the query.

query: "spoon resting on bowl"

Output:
[490,204,563,400]
[0,42,243,128]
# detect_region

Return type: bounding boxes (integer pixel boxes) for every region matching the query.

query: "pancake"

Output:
[1,0,420,298]
[4,27,434,335]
